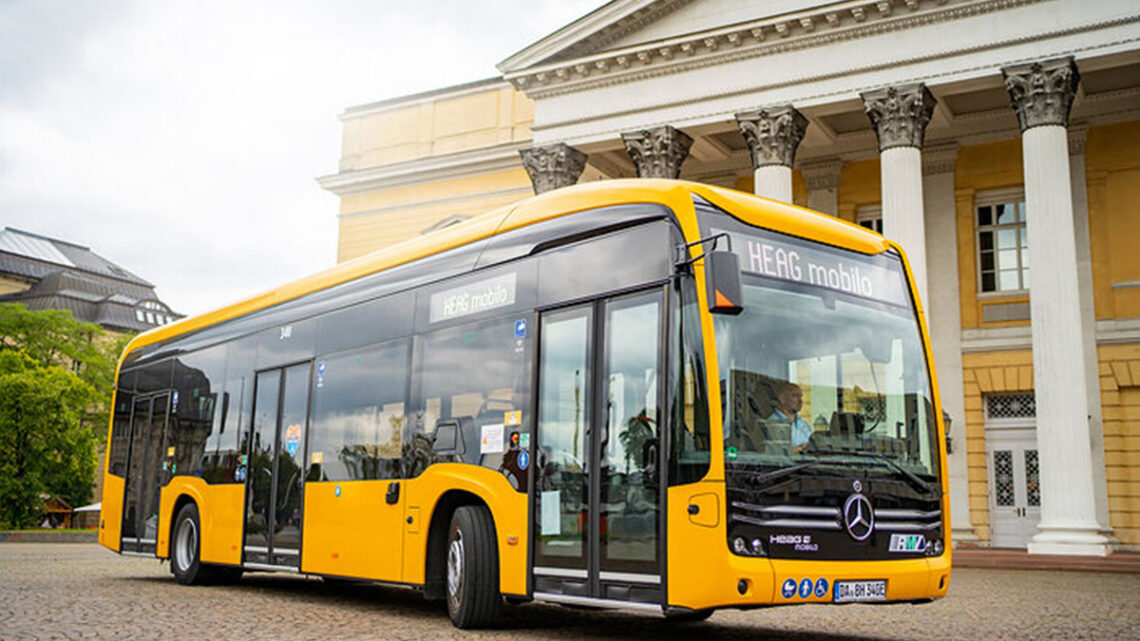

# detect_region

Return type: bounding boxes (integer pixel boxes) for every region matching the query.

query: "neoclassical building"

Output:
[319,0,1140,555]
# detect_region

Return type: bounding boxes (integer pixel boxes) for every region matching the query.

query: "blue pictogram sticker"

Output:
[781,578,797,599]
[799,578,813,599]
[517,450,529,470]
[335,485,341,497]
[515,319,527,338]
[318,361,326,376]
[815,577,829,598]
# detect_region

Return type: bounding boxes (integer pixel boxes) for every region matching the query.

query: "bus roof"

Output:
[121,179,890,357]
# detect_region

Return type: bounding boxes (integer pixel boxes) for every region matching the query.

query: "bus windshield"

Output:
[711,228,940,492]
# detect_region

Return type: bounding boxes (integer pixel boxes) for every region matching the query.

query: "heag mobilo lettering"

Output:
[807,261,874,297]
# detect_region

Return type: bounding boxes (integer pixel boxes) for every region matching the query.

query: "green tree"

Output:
[0,302,128,435]
[0,303,132,528]
[0,351,100,528]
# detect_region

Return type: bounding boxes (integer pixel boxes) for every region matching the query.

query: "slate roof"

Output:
[0,227,181,332]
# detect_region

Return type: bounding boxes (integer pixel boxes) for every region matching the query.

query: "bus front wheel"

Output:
[445,505,502,628]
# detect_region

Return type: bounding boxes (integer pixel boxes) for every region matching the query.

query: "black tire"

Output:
[170,503,214,585]
[445,505,502,628]
[665,608,714,623]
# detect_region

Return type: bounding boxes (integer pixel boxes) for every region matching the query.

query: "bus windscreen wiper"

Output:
[808,449,937,495]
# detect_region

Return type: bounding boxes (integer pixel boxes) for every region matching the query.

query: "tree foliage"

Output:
[0,303,132,528]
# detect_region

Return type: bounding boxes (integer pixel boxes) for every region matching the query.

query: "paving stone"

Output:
[1,544,1137,641]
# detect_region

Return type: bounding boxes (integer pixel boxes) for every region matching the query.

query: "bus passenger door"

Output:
[533,289,664,604]
[244,362,310,569]
[120,392,170,554]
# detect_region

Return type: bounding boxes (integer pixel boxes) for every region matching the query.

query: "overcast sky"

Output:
[0,1,602,317]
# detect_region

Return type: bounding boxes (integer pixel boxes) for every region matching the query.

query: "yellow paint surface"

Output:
[156,477,245,565]
[303,480,406,580]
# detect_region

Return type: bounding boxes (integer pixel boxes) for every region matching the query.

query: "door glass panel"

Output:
[994,450,1014,506]
[121,398,152,540]
[273,363,310,554]
[246,369,280,551]
[535,307,591,568]
[1024,449,1040,507]
[140,394,169,544]
[601,294,661,573]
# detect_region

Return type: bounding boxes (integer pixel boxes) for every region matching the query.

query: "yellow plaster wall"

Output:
[336,169,532,263]
[835,157,881,223]
[1098,344,1140,546]
[953,139,1026,330]
[960,349,1035,541]
[339,85,533,171]
[0,276,30,296]
[1086,121,1140,319]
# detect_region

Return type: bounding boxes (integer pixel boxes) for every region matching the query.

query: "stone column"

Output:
[1068,125,1114,541]
[621,125,693,179]
[520,143,587,194]
[862,84,936,305]
[1003,56,1109,556]
[801,158,843,216]
[735,106,808,203]
[921,143,975,543]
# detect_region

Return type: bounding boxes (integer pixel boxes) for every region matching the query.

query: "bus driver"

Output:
[770,382,813,453]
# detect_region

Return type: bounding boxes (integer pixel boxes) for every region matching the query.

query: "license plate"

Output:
[833,580,887,603]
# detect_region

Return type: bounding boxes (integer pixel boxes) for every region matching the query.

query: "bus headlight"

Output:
[925,538,944,556]
[733,536,748,554]
[731,535,767,556]
[751,538,765,555]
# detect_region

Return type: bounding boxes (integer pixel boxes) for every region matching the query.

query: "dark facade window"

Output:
[976,191,1028,293]
[409,314,532,487]
[306,341,409,482]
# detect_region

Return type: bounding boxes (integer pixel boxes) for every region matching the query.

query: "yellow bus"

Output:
[100,179,950,627]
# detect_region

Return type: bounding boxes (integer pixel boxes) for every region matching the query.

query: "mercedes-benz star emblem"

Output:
[843,493,874,541]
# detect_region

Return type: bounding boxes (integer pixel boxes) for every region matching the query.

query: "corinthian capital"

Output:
[621,125,693,179]
[1002,56,1080,132]
[520,143,587,194]
[735,105,809,169]
[861,83,936,151]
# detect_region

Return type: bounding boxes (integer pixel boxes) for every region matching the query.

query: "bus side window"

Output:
[410,315,532,490]
[306,340,410,483]
[169,345,227,483]
[107,370,135,478]
[670,278,711,485]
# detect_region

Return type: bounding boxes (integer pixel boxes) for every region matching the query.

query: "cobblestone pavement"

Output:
[2,544,1138,641]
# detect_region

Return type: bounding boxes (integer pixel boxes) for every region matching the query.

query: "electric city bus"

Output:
[100,179,950,628]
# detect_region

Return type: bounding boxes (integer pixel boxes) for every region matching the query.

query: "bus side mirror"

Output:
[706,250,744,315]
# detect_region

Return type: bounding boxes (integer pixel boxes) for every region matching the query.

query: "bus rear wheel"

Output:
[171,503,212,585]
[171,503,241,586]
[445,505,501,628]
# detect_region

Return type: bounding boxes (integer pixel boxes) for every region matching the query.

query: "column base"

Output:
[951,526,980,546]
[1027,527,1112,557]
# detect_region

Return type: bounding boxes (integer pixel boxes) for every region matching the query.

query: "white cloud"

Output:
[1,0,601,316]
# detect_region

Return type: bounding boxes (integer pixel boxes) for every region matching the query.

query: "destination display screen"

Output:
[713,228,912,308]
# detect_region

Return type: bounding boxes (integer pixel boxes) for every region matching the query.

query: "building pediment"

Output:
[499,0,1049,99]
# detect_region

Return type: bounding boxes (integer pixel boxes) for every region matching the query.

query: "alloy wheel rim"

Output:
[175,518,197,572]
[446,531,465,599]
